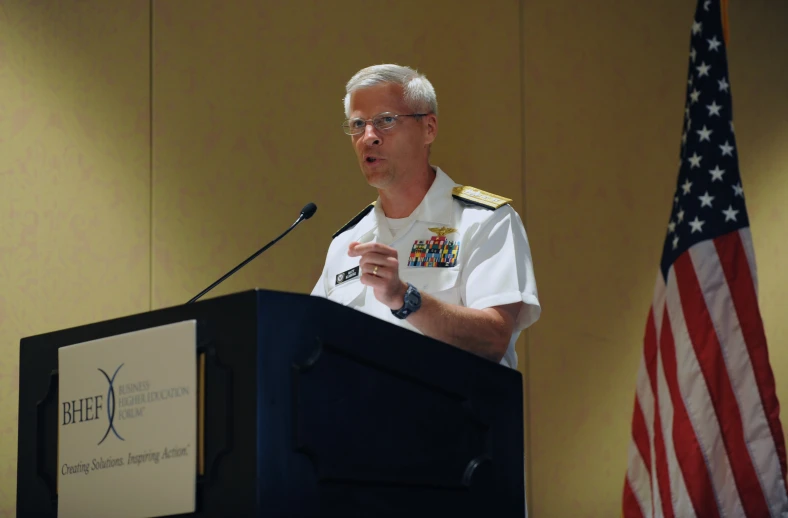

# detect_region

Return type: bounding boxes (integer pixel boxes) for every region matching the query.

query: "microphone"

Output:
[186,202,318,304]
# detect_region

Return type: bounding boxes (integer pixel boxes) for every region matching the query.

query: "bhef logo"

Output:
[61,364,125,445]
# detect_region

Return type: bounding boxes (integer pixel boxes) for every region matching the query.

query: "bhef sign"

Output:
[56,320,197,518]
[62,396,103,425]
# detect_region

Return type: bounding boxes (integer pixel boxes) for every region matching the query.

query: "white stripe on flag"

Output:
[626,436,652,517]
[656,340,697,518]
[633,360,656,518]
[649,270,665,518]
[739,227,758,296]
[652,271,667,345]
[689,240,787,517]
[635,357,655,461]
[664,265,744,516]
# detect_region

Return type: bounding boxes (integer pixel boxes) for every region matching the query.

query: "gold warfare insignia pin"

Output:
[427,226,457,237]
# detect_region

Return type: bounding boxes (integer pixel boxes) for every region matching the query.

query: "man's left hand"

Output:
[348,242,407,310]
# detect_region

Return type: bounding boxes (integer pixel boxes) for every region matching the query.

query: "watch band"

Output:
[391,282,421,319]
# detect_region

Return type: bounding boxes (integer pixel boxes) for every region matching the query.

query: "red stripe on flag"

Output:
[632,396,651,479]
[652,385,674,518]
[623,478,646,518]
[645,308,674,518]
[659,300,720,518]
[716,231,788,485]
[630,310,654,500]
[624,395,652,518]
[644,307,659,428]
[674,252,771,517]
[642,306,659,518]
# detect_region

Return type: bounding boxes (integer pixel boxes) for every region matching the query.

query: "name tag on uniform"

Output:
[335,266,360,285]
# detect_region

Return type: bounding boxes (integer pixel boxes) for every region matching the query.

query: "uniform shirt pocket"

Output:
[327,275,365,306]
[400,267,461,305]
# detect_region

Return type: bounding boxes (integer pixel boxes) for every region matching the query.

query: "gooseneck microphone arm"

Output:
[186,202,317,304]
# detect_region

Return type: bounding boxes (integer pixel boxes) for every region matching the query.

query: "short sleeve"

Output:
[460,206,541,332]
[310,277,326,297]
[310,253,329,298]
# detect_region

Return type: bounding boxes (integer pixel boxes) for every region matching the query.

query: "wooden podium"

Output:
[16,289,526,517]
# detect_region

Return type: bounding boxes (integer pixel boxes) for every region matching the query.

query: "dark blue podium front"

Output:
[17,289,526,517]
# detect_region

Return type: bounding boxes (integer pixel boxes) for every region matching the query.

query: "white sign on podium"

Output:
[57,320,198,518]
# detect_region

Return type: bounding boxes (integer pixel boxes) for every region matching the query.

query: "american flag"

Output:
[622,0,788,517]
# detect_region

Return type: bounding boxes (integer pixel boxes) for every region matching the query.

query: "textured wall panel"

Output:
[151,0,523,309]
[0,2,150,513]
[523,0,788,515]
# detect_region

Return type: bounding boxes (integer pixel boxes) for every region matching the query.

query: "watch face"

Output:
[392,285,420,319]
[405,289,420,306]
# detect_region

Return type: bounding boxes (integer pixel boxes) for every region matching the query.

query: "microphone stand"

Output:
[187,210,313,304]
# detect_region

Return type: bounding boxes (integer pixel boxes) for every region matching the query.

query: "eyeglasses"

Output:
[341,112,429,135]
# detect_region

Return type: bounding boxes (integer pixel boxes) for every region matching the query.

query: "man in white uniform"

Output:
[311,64,540,369]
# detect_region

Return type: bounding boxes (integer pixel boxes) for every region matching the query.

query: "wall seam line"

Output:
[149,0,154,311]
[519,0,534,512]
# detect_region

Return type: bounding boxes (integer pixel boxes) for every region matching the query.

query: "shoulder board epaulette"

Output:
[451,185,512,210]
[332,202,375,239]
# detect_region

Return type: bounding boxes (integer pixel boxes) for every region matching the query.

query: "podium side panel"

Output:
[16,337,60,515]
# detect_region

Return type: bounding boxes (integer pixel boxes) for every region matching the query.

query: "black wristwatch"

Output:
[391,282,422,319]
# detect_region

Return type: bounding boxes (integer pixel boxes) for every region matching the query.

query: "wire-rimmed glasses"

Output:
[342,112,429,136]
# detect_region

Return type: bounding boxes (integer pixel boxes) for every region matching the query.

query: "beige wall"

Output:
[0,2,151,513]
[524,1,695,514]
[150,0,524,308]
[525,0,788,515]
[1,0,786,516]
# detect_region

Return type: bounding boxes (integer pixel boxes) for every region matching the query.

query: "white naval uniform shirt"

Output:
[310,167,540,369]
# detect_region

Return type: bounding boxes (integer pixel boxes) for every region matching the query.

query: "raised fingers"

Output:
[348,242,397,258]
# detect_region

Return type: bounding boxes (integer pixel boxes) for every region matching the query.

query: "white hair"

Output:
[343,64,438,118]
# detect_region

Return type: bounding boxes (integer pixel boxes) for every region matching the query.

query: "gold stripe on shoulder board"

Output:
[451,186,512,210]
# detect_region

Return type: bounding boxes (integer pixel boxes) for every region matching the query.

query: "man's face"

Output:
[347,83,436,189]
